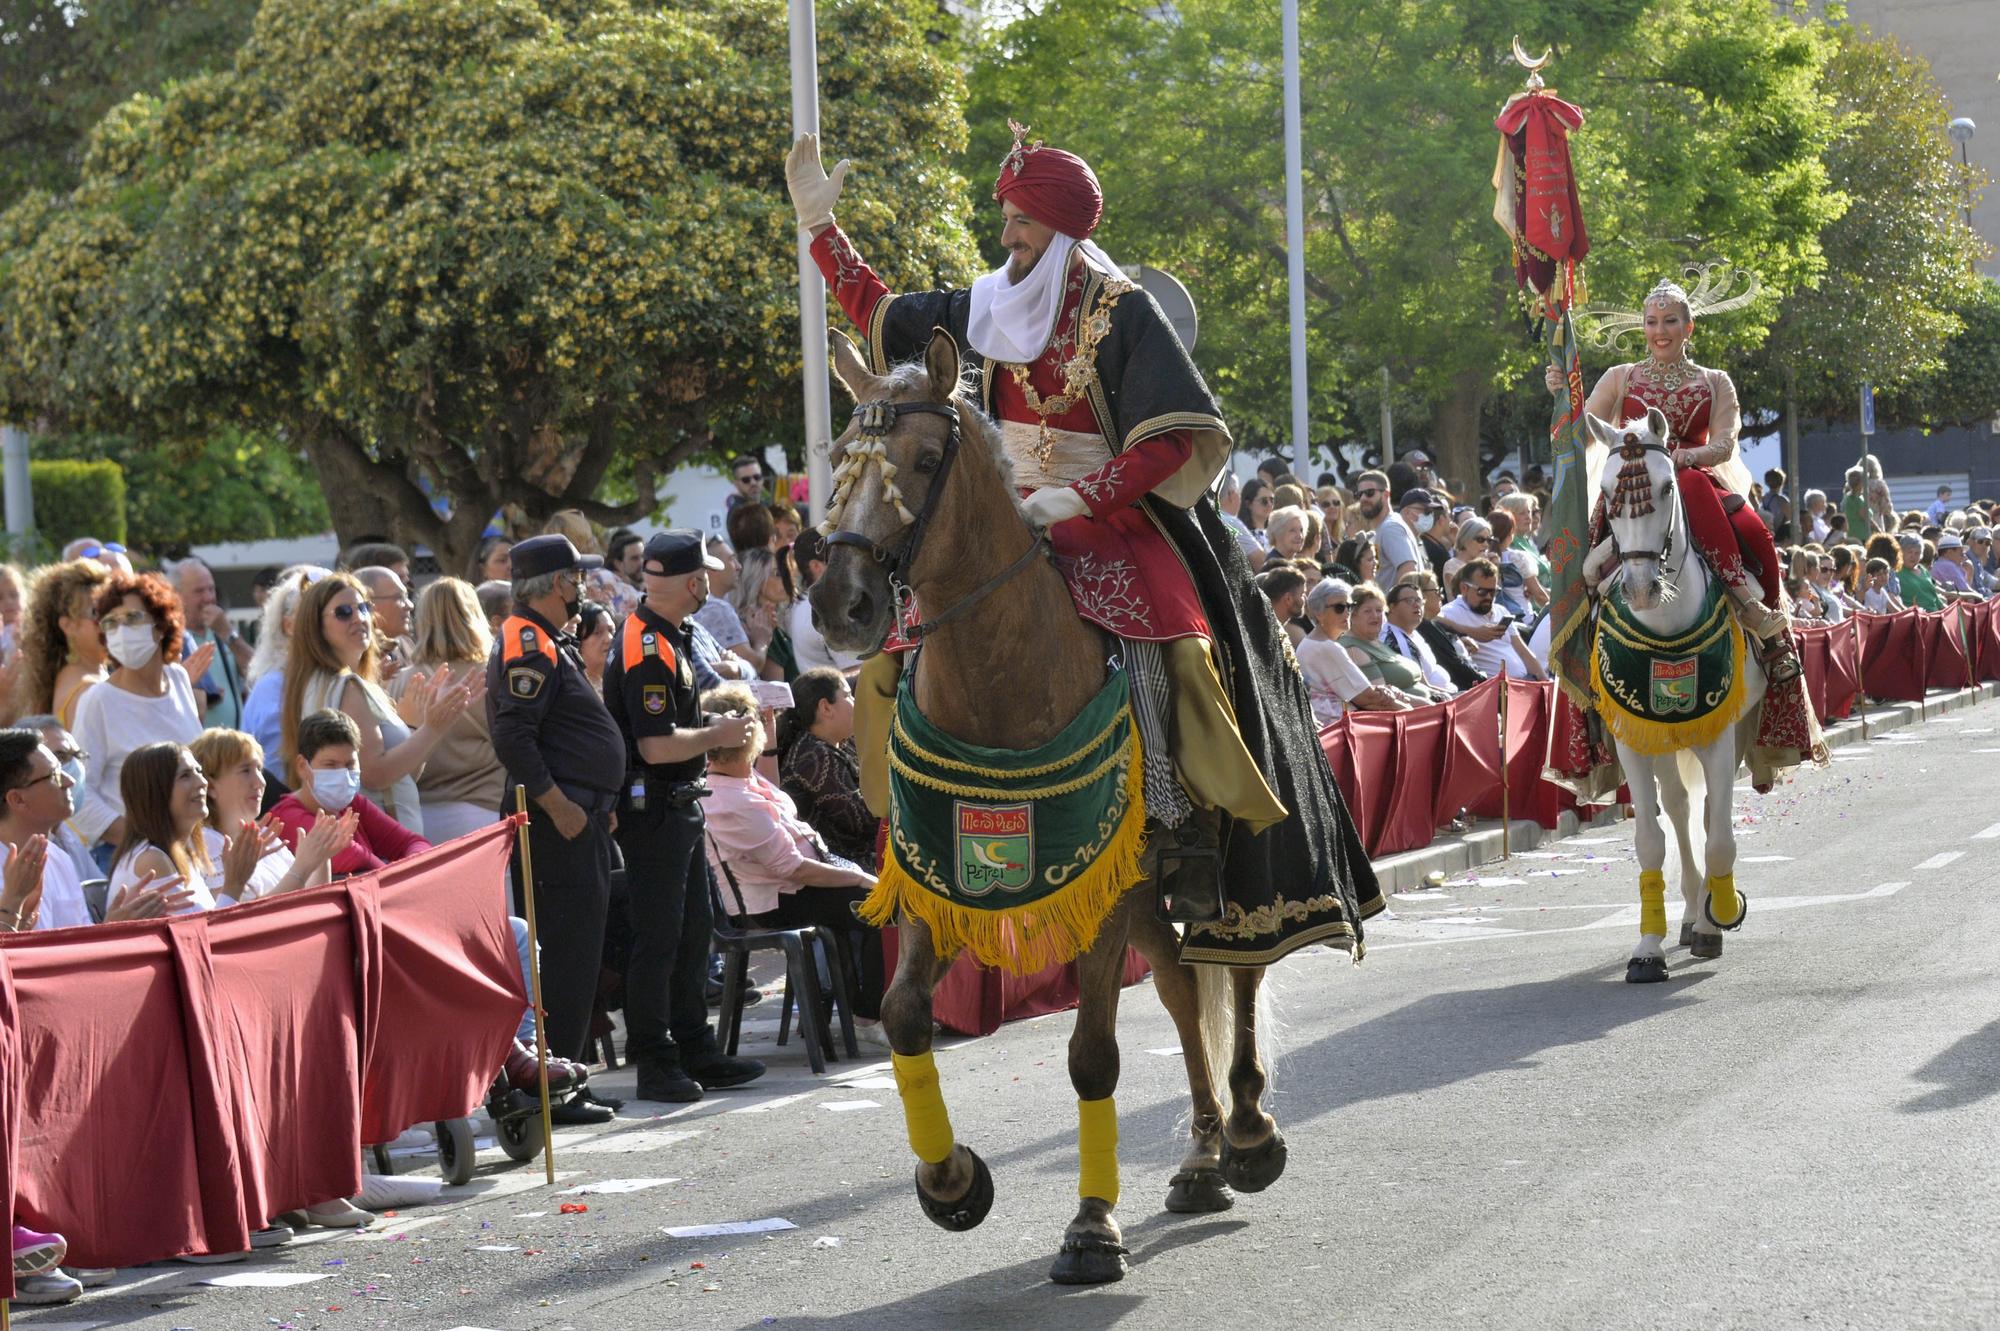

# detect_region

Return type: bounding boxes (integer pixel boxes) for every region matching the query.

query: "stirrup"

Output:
[1757,634,1801,685]
[1731,594,1786,643]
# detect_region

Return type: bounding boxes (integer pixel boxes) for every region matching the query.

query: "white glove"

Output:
[1021,486,1089,530]
[786,133,850,234]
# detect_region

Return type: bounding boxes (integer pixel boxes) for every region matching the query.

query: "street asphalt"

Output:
[25,694,2000,1331]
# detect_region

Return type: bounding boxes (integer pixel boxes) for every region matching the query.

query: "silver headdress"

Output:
[1576,262,1762,350]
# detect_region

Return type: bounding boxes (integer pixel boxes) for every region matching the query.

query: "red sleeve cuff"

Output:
[1071,431,1195,518]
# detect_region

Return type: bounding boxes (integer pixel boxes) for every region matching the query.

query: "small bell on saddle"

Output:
[1154,813,1227,925]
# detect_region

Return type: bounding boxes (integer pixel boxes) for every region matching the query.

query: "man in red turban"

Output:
[783,127,1383,971]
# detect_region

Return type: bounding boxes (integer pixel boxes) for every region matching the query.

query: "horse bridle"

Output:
[1613,437,1681,570]
[821,397,1048,644]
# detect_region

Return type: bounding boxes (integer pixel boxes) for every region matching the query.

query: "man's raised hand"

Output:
[786,133,850,235]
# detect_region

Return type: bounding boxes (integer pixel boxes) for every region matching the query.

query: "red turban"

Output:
[993,129,1102,241]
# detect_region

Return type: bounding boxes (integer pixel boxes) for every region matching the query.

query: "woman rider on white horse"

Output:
[1547,272,1823,786]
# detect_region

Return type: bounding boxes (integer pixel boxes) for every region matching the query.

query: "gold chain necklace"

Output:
[1008,277,1133,467]
[1639,351,1699,393]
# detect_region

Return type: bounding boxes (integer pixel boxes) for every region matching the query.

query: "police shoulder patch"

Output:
[641,631,659,658]
[518,626,539,655]
[642,683,667,715]
[508,665,545,700]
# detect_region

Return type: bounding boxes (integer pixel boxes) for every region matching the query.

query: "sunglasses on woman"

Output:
[331,603,373,623]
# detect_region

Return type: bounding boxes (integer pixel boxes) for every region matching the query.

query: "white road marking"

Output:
[1915,851,1966,872]
[1741,854,1795,863]
[1371,883,1908,951]
[1973,821,2000,840]
[564,1127,702,1154]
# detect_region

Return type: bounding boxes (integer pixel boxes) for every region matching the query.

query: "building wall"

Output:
[1837,0,1998,276]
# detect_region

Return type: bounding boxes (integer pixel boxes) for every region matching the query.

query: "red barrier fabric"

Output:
[880,928,1150,1038]
[1923,604,1972,691]
[1340,713,1397,853]
[1378,704,1449,855]
[364,826,527,1145]
[1977,601,2000,683]
[0,821,523,1271]
[1857,610,1927,701]
[1432,678,1503,829]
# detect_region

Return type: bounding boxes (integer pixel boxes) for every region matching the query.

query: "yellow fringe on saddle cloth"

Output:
[1590,576,1749,757]
[859,667,1147,975]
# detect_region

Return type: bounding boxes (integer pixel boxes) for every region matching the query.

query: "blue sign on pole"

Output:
[1859,382,1876,437]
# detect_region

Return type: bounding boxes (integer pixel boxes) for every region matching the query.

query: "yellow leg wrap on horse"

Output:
[1639,870,1667,937]
[1076,1097,1120,1206]
[892,1051,956,1165]
[1708,872,1740,924]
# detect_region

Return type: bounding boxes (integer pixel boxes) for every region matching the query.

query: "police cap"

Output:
[643,530,726,577]
[511,534,604,580]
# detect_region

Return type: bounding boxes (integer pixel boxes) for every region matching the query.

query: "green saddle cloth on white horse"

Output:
[1591,576,1750,756]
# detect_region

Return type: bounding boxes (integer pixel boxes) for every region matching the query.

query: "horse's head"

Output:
[811,326,969,654]
[1588,406,1677,610]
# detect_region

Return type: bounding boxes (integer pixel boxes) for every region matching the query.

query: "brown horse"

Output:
[811,327,1286,1285]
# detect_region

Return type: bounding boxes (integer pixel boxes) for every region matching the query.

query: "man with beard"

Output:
[784,125,1382,964]
[1355,470,1420,584]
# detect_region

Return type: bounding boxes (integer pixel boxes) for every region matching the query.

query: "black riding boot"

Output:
[1154,810,1228,924]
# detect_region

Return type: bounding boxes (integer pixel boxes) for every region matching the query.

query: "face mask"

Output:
[310,766,361,813]
[1415,515,1436,535]
[106,623,159,669]
[60,758,84,790]
[688,578,708,612]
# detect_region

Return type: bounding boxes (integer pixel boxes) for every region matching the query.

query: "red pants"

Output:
[1678,467,1780,610]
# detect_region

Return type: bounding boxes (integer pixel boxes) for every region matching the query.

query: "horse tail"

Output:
[1194,962,1237,1118]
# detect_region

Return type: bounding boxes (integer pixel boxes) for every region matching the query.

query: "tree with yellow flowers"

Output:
[0,0,980,573]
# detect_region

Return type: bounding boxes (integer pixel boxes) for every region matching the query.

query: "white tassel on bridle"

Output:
[818,433,917,537]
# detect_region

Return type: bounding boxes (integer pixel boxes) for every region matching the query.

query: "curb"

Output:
[1368,681,2000,895]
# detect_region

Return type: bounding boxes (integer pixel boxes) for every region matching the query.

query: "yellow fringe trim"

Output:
[1592,606,1749,758]
[860,726,1149,976]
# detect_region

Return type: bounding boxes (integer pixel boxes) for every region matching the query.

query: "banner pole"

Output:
[1856,618,1868,741]
[1499,679,1511,860]
[515,785,557,1188]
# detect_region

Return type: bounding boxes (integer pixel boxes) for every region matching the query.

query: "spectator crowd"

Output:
[1232,451,2000,728]
[0,457,880,1301]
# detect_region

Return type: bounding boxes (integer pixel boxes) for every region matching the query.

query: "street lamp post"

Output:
[790,0,835,524]
[1281,0,1310,482]
[1948,117,1976,269]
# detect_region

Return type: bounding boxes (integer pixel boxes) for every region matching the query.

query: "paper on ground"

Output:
[837,1075,898,1090]
[197,1271,331,1288]
[560,1177,680,1195]
[663,1217,797,1239]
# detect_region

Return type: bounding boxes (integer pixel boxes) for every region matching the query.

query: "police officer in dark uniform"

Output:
[488,534,625,1122]
[605,531,766,1103]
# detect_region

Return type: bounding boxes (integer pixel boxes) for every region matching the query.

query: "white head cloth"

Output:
[965,233,1130,365]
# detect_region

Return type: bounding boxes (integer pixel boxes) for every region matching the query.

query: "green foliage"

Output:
[1878,278,2000,431]
[30,427,331,555]
[964,0,1846,487]
[1739,25,1990,419]
[0,0,262,209]
[0,0,979,570]
[4,459,128,551]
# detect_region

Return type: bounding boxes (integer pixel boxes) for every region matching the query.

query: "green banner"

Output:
[1543,310,1595,713]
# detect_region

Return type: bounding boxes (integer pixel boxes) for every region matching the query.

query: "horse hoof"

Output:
[1165,1168,1235,1214]
[1689,932,1723,960]
[1626,955,1670,984]
[1679,922,1695,948]
[1703,890,1749,932]
[1049,1235,1129,1285]
[916,1148,993,1232]
[1220,1130,1287,1194]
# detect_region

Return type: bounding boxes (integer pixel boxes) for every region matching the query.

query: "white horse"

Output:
[1584,408,1764,983]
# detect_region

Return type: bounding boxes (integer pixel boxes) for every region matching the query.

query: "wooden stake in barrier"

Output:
[1498,679,1511,860]
[514,785,558,1187]
[1856,619,1869,742]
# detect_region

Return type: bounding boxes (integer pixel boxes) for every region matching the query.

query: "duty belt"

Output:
[624,779,708,812]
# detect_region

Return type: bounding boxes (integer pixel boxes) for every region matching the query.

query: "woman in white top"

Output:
[1293,579,1413,725]
[280,573,478,838]
[109,741,350,912]
[390,579,507,844]
[69,572,216,867]
[191,728,356,903]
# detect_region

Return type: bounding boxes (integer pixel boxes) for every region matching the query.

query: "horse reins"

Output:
[821,397,1049,644]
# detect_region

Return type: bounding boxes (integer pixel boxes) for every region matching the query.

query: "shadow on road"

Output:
[763,1212,1246,1330]
[1900,1018,2000,1113]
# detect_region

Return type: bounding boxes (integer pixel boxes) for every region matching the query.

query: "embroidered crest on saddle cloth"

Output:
[1590,577,1749,756]
[860,668,1148,975]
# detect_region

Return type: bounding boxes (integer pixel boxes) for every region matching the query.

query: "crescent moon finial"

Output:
[1512,36,1552,71]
